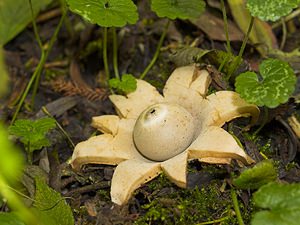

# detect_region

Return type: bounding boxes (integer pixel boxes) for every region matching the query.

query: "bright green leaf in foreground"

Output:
[235,58,296,108]
[0,123,23,183]
[0,0,52,45]
[247,0,300,22]
[0,213,25,225]
[151,0,206,19]
[33,178,74,225]
[0,48,8,97]
[233,160,277,190]
[109,74,137,94]
[66,0,138,27]
[9,117,56,153]
[252,182,300,225]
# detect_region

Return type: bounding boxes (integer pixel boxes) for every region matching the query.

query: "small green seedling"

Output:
[247,0,300,21]
[9,117,56,162]
[252,182,300,225]
[233,160,277,190]
[235,58,296,108]
[151,0,205,19]
[109,74,137,94]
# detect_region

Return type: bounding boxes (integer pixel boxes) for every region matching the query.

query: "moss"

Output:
[135,180,239,225]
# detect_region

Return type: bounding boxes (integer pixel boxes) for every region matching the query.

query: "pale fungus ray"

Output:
[71,64,260,205]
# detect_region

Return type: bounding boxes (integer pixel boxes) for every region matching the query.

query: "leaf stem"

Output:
[42,106,75,148]
[103,27,110,81]
[231,188,245,225]
[280,18,287,50]
[196,216,229,225]
[254,107,269,136]
[11,10,66,124]
[112,27,120,80]
[227,16,254,79]
[140,20,170,80]
[238,16,254,59]
[28,0,43,49]
[220,0,231,54]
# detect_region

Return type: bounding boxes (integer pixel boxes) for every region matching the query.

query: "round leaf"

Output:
[151,0,206,20]
[235,58,296,108]
[247,0,300,21]
[66,0,138,27]
[233,160,277,190]
[252,182,300,225]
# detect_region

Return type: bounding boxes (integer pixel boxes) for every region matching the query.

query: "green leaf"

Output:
[109,74,137,94]
[151,0,206,19]
[252,182,300,225]
[0,123,23,183]
[0,48,8,96]
[233,160,277,190]
[235,58,296,108]
[247,0,300,22]
[0,0,52,46]
[9,117,56,153]
[33,178,74,225]
[0,213,25,225]
[66,0,138,27]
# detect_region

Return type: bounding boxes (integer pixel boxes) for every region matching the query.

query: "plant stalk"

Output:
[11,10,66,124]
[227,16,254,79]
[103,27,110,81]
[231,188,245,225]
[220,0,231,54]
[112,27,120,80]
[280,18,287,50]
[140,20,170,80]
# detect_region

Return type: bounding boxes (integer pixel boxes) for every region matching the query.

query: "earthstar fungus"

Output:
[71,65,260,205]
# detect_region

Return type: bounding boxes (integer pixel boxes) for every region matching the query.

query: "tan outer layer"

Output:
[111,160,161,205]
[91,115,120,135]
[188,126,255,165]
[206,91,260,127]
[109,80,163,119]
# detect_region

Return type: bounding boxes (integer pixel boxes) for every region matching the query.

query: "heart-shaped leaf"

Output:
[233,160,277,190]
[0,0,52,45]
[66,0,138,27]
[34,178,74,225]
[252,182,300,225]
[247,0,300,21]
[151,0,206,20]
[235,58,296,108]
